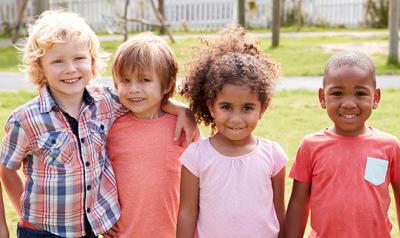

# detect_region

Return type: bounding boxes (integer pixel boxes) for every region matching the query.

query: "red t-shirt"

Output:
[290,128,400,238]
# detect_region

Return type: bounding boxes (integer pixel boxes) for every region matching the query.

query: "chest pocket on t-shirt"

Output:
[38,130,72,166]
[364,157,388,186]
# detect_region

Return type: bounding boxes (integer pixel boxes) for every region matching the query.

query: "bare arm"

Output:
[285,180,311,238]
[0,183,9,238]
[176,166,199,238]
[392,182,400,231]
[271,167,286,238]
[0,164,23,215]
[162,99,198,147]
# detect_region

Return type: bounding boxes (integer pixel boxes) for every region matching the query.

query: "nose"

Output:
[65,61,77,74]
[129,82,141,93]
[341,96,357,109]
[229,111,243,124]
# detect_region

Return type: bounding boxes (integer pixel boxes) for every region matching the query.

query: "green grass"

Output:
[2,33,400,76]
[3,89,399,237]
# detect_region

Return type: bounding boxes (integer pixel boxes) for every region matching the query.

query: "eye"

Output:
[331,91,342,96]
[75,56,87,60]
[121,78,130,83]
[355,91,367,96]
[143,78,152,82]
[243,105,254,112]
[221,104,232,110]
[52,59,63,64]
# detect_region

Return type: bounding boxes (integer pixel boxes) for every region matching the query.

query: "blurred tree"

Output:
[388,0,399,64]
[11,0,28,44]
[272,0,280,47]
[159,0,165,35]
[238,0,245,27]
[365,0,388,28]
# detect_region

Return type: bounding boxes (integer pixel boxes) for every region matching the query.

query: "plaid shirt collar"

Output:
[38,86,96,113]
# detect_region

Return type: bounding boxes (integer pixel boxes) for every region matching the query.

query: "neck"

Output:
[210,132,258,157]
[51,91,84,119]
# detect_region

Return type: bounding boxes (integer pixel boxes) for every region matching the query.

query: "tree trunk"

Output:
[388,0,399,64]
[12,0,28,44]
[238,0,245,27]
[159,0,165,35]
[272,0,281,47]
[34,0,49,16]
[123,0,130,42]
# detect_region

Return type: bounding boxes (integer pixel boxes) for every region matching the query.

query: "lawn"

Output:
[1,89,400,237]
[1,33,400,76]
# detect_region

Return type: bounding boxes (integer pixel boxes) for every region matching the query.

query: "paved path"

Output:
[0,31,389,47]
[0,72,398,92]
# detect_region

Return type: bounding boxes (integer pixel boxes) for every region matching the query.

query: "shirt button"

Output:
[51,139,56,144]
[80,138,85,143]
[100,124,105,130]
[87,185,91,190]
[85,161,90,167]
[86,208,91,213]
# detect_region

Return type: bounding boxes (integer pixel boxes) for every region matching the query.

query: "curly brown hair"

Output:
[180,26,279,129]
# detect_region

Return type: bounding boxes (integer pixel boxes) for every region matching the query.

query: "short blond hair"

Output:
[112,32,178,104]
[20,10,108,87]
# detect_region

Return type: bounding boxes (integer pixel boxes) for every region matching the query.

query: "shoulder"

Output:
[7,96,41,126]
[257,138,288,162]
[371,128,398,141]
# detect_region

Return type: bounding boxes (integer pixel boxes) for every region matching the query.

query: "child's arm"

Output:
[176,166,199,238]
[392,182,400,230]
[285,180,311,238]
[0,183,9,238]
[162,99,197,147]
[272,167,286,238]
[0,165,24,215]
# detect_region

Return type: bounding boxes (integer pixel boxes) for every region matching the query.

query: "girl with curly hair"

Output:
[176,26,288,238]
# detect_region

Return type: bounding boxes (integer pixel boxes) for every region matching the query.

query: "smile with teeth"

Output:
[128,98,145,102]
[340,114,358,119]
[228,127,243,131]
[62,77,80,84]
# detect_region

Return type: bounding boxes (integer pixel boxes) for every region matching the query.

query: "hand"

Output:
[174,108,198,147]
[102,224,119,238]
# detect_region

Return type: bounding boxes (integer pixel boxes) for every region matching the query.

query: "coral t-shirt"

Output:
[290,128,400,238]
[107,113,190,238]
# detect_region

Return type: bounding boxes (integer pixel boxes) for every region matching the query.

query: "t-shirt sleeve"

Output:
[0,114,30,170]
[179,141,201,177]
[271,142,288,176]
[289,139,312,183]
[390,139,400,184]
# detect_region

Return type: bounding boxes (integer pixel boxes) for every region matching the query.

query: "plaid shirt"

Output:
[0,84,125,237]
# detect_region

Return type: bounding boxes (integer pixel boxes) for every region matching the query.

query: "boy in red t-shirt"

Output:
[286,51,400,238]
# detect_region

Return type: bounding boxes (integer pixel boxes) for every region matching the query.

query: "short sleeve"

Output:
[179,141,201,177]
[0,114,31,169]
[289,139,313,183]
[103,85,126,118]
[390,139,400,184]
[270,142,288,176]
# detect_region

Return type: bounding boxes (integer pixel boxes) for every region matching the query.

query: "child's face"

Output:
[116,69,168,119]
[319,65,380,136]
[208,84,264,143]
[40,39,93,102]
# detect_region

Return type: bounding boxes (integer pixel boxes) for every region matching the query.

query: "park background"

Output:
[1,0,400,237]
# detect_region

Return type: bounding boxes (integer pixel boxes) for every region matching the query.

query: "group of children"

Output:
[0,9,399,238]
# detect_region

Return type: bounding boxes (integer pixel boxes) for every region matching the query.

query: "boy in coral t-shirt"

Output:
[286,51,400,238]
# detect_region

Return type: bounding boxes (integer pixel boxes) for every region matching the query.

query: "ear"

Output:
[372,88,381,109]
[207,102,215,118]
[318,88,326,109]
[162,78,175,95]
[259,105,268,119]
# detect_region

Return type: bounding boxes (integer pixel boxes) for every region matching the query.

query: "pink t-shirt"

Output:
[290,128,400,238]
[180,137,288,238]
[107,113,188,238]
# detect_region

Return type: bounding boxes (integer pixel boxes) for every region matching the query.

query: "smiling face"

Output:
[115,69,169,119]
[40,39,93,103]
[319,65,380,136]
[208,84,265,145]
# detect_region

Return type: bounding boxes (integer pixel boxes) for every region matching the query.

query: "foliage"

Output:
[365,0,388,28]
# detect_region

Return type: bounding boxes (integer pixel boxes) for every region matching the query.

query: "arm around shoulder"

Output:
[285,180,311,238]
[176,166,199,238]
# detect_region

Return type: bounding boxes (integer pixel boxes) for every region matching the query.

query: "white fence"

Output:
[0,0,369,33]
